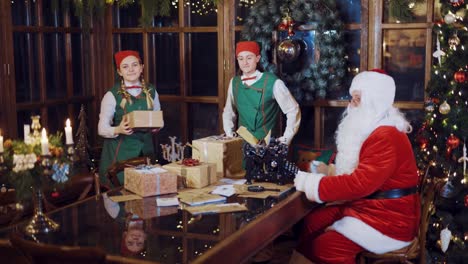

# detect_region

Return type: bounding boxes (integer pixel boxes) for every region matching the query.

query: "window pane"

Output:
[336,0,361,23]
[71,34,84,96]
[148,33,180,95]
[152,3,179,27]
[235,0,255,26]
[113,34,143,55]
[293,106,315,146]
[11,0,36,26]
[323,107,345,148]
[47,105,69,135]
[183,0,217,27]
[190,103,218,140]
[383,0,427,23]
[42,0,63,27]
[70,4,82,27]
[113,3,141,28]
[383,29,425,101]
[14,32,39,103]
[186,33,218,96]
[329,30,361,100]
[44,33,66,99]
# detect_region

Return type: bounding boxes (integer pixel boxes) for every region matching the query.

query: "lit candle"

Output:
[64,118,74,145]
[41,128,49,155]
[0,130,3,153]
[24,124,30,143]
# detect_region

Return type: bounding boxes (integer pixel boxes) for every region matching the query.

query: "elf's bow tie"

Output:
[241,76,257,81]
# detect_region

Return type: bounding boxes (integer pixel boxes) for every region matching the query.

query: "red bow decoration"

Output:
[242,76,257,81]
[181,158,200,166]
[125,85,142,89]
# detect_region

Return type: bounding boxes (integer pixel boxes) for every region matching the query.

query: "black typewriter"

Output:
[243,138,298,185]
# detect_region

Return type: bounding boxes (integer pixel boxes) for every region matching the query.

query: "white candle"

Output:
[41,128,49,155]
[0,133,3,153]
[24,124,30,143]
[64,118,74,145]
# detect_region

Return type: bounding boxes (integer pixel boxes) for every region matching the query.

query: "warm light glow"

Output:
[41,128,48,141]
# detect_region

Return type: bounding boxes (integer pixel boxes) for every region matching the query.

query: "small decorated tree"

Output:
[74,105,93,171]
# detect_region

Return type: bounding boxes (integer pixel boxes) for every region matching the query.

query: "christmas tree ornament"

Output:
[277,39,303,63]
[425,99,435,112]
[448,0,464,7]
[440,178,459,198]
[448,34,460,50]
[439,101,451,114]
[465,194,468,207]
[454,70,466,83]
[278,10,295,36]
[418,136,429,149]
[433,37,446,65]
[444,12,457,24]
[440,226,452,253]
[458,142,468,176]
[447,134,460,149]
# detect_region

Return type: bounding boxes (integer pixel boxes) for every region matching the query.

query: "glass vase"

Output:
[24,188,59,235]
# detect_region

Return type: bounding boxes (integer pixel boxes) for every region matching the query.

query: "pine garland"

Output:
[241,0,346,101]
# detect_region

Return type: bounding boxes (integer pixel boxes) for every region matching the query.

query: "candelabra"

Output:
[161,136,186,163]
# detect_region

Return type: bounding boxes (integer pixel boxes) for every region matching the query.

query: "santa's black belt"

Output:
[365,186,418,199]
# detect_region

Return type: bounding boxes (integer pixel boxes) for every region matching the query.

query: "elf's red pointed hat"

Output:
[236,41,260,57]
[114,50,141,68]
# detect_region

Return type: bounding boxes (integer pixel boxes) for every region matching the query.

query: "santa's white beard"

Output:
[334,106,377,175]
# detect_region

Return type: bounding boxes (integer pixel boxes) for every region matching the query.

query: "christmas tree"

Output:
[414,1,468,263]
[74,105,93,171]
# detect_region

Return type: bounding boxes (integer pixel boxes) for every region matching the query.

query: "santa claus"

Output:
[292,69,420,263]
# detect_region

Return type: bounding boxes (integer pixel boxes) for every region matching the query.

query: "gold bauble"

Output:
[439,101,451,114]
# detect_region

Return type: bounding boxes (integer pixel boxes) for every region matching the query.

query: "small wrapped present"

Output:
[162,161,217,188]
[192,136,244,178]
[124,165,177,197]
[124,110,164,129]
[124,197,178,219]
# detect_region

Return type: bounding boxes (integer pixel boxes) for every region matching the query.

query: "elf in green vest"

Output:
[98,50,162,186]
[223,41,301,145]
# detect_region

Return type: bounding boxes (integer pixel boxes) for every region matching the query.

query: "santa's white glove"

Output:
[277,136,289,145]
[225,131,235,138]
[294,171,309,192]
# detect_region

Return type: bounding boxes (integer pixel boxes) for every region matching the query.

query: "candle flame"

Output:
[66,118,71,127]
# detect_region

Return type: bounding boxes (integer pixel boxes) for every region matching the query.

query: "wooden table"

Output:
[0,188,315,263]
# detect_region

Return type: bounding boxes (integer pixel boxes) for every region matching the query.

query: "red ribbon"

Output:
[181,158,200,166]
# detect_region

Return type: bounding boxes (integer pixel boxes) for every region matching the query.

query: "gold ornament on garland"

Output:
[448,34,460,50]
[439,101,451,115]
[278,9,295,37]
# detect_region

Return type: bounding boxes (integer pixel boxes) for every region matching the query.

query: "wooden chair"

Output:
[43,169,97,211]
[9,232,107,264]
[0,239,29,264]
[357,170,443,264]
[106,156,150,187]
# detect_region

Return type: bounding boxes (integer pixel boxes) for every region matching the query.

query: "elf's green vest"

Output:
[98,83,156,185]
[233,72,279,141]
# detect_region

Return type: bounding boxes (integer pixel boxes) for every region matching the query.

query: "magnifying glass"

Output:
[247,185,281,192]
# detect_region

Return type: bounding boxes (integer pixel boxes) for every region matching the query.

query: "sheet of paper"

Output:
[211,185,236,197]
[156,197,180,207]
[109,194,142,203]
[219,178,246,185]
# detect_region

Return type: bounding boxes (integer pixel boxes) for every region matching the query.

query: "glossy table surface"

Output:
[0,186,315,264]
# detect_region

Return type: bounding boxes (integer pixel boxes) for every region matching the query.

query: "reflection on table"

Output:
[0,186,315,264]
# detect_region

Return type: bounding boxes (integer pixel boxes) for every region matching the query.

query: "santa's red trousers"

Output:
[296,205,364,264]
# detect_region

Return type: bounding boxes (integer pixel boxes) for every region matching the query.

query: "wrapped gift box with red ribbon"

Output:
[162,159,217,188]
[191,136,244,178]
[124,165,177,197]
